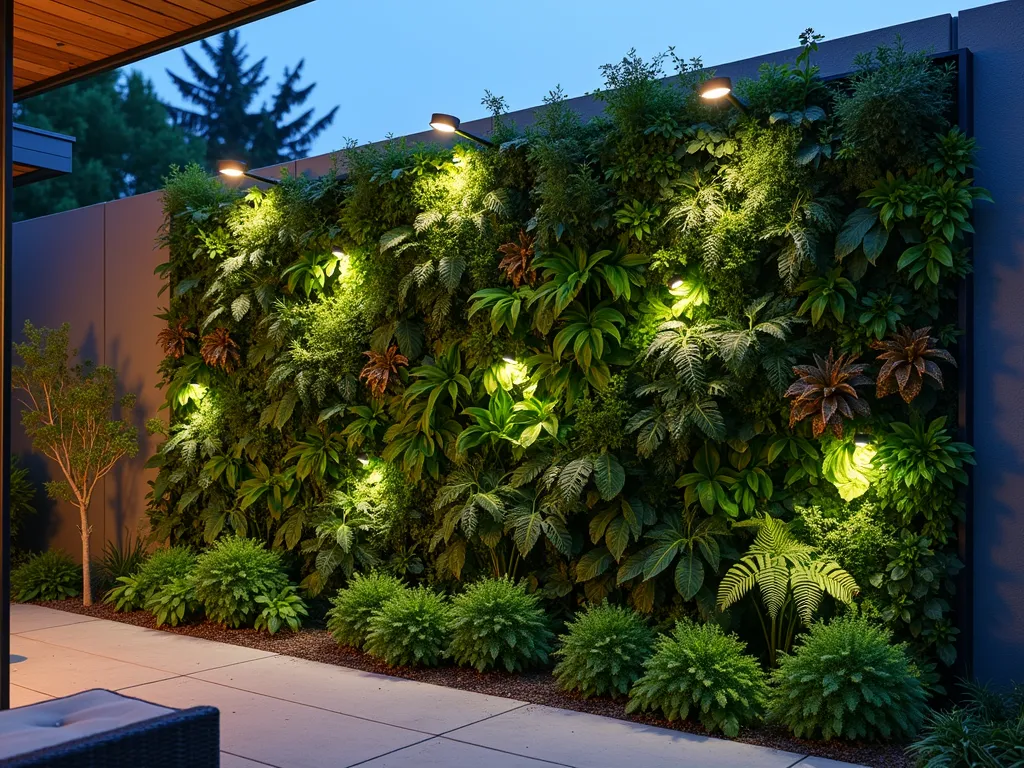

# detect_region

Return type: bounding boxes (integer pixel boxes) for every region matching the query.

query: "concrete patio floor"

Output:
[8,604,863,768]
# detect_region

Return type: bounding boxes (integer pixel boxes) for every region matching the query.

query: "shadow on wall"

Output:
[107,336,150,547]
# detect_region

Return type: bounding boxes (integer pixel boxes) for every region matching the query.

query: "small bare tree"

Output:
[13,322,139,605]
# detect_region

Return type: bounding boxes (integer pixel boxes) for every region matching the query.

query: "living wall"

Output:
[149,32,987,673]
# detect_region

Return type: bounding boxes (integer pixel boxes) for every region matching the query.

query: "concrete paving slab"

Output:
[9,684,52,708]
[220,752,279,768]
[448,704,804,768]
[123,676,428,768]
[9,603,98,634]
[795,758,868,767]
[356,737,572,767]
[194,654,524,734]
[20,616,277,674]
[9,636,176,697]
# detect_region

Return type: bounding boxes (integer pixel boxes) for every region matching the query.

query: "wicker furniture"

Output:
[0,689,219,767]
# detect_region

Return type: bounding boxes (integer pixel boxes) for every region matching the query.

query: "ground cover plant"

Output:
[148,29,987,739]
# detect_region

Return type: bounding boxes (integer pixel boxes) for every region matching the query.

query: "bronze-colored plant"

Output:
[498,230,537,288]
[200,328,240,373]
[360,345,409,398]
[871,326,955,403]
[785,350,871,438]
[157,317,196,360]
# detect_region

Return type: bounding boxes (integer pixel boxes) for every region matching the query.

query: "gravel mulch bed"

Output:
[35,599,913,768]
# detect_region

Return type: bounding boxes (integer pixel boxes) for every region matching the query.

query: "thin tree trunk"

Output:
[79,502,92,606]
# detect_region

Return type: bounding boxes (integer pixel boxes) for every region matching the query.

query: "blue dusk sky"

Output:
[129,0,993,158]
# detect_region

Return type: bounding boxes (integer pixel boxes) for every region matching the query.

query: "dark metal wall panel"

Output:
[957,0,1024,685]
[11,203,106,560]
[102,189,165,549]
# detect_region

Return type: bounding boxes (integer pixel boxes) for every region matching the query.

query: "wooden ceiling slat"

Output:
[14,163,35,176]
[13,0,313,100]
[15,21,124,59]
[16,5,152,52]
[17,1,161,45]
[46,0,191,35]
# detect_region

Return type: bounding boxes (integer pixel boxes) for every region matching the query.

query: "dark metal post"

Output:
[1,0,13,712]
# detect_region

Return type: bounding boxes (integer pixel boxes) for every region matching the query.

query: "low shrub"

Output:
[627,620,768,737]
[192,537,288,628]
[145,576,200,627]
[909,680,1024,767]
[448,578,552,672]
[326,572,407,648]
[255,585,308,635]
[554,603,655,699]
[106,545,195,611]
[94,530,148,593]
[770,617,928,741]
[11,550,81,602]
[364,587,451,668]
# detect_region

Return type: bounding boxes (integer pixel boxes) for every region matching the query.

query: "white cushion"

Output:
[0,689,175,759]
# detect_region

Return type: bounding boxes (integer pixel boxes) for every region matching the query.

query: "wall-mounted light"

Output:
[698,76,748,115]
[853,433,872,447]
[217,159,280,185]
[429,113,494,148]
[357,452,370,467]
[331,247,345,258]
[668,276,685,291]
[501,355,517,365]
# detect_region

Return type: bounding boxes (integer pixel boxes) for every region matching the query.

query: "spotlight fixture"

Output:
[357,452,370,467]
[698,76,748,114]
[501,355,517,365]
[668,276,685,291]
[217,159,280,185]
[429,113,494,148]
[853,433,872,447]
[331,247,345,258]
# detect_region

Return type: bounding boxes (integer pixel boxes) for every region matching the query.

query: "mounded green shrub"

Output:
[627,620,768,737]
[326,572,407,648]
[364,587,451,668]
[554,604,654,699]
[145,576,200,627]
[11,550,81,602]
[106,545,196,612]
[770,617,928,741]
[255,585,308,635]
[192,536,288,628]
[448,577,553,672]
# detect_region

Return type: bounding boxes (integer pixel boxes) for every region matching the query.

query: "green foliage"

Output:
[717,515,859,665]
[8,456,38,547]
[153,31,981,673]
[326,572,408,648]
[554,604,655,698]
[192,537,289,627]
[254,586,309,634]
[627,620,769,737]
[448,578,552,672]
[770,617,928,741]
[95,530,148,593]
[364,587,452,668]
[145,577,201,628]
[11,550,81,602]
[107,545,196,612]
[909,680,1024,768]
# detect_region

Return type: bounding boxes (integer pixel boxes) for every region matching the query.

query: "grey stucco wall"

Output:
[958,0,1024,685]
[13,1,1024,683]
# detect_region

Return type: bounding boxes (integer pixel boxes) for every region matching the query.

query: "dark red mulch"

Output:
[34,599,912,768]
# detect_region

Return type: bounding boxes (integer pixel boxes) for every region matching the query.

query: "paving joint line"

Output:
[440,735,576,767]
[435,701,531,737]
[219,748,283,768]
[785,757,811,768]
[340,735,438,768]
[11,617,100,635]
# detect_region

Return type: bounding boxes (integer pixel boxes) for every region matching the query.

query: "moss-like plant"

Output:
[627,620,767,736]
[448,578,553,672]
[11,550,81,602]
[554,604,655,699]
[192,537,288,628]
[326,572,407,648]
[770,617,928,741]
[364,587,451,668]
